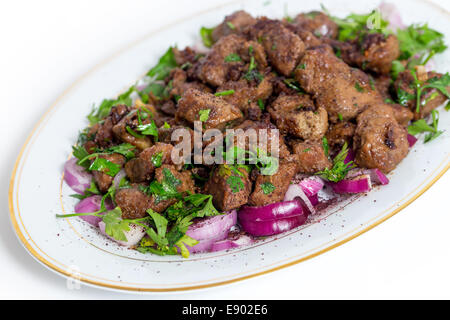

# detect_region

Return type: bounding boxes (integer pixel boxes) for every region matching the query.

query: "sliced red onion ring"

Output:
[210,233,254,252]
[331,174,372,194]
[186,228,230,253]
[298,176,325,197]
[186,210,237,241]
[308,193,319,206]
[379,1,405,31]
[284,184,316,214]
[240,214,308,237]
[64,158,92,194]
[239,200,303,222]
[407,134,418,148]
[98,220,146,247]
[74,195,114,226]
[367,169,389,185]
[113,169,127,189]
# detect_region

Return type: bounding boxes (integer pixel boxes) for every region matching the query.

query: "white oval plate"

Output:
[9,0,450,292]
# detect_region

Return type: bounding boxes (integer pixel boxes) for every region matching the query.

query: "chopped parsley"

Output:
[224,53,242,62]
[198,109,211,122]
[151,152,164,168]
[200,26,214,48]
[408,109,443,143]
[257,99,265,111]
[283,79,303,92]
[136,120,159,139]
[316,142,355,182]
[397,24,447,61]
[226,21,236,30]
[215,90,235,97]
[355,82,364,93]
[227,175,245,193]
[322,136,329,157]
[89,157,121,177]
[146,47,177,81]
[330,10,388,42]
[261,182,276,195]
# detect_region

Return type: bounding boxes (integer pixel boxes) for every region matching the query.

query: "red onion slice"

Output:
[407,134,418,148]
[298,177,325,197]
[64,158,92,194]
[379,1,405,31]
[367,169,389,185]
[186,210,237,241]
[284,184,316,214]
[113,169,127,189]
[210,233,254,252]
[240,214,308,237]
[98,220,146,247]
[331,174,372,194]
[185,228,230,253]
[74,195,115,226]
[239,200,303,222]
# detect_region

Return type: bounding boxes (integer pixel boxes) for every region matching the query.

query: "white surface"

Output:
[1,0,449,299]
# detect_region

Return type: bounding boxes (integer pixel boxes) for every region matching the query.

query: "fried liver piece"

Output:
[292,11,338,39]
[175,88,243,130]
[94,105,130,148]
[295,45,381,122]
[334,33,400,74]
[249,18,305,76]
[291,140,332,174]
[115,187,153,219]
[268,93,328,140]
[192,34,248,87]
[249,160,298,207]
[216,75,273,113]
[211,10,257,42]
[326,122,356,148]
[92,153,126,193]
[124,143,175,183]
[112,109,153,150]
[205,165,252,212]
[353,104,409,173]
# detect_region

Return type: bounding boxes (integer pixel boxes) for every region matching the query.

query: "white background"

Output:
[0,0,449,299]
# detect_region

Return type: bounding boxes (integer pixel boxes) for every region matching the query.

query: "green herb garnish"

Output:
[198,109,211,122]
[316,142,355,182]
[215,90,235,97]
[261,182,276,195]
[408,109,443,143]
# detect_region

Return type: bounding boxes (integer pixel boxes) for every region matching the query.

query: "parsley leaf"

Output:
[316,142,355,182]
[408,109,443,143]
[198,109,211,122]
[397,24,447,61]
[151,152,164,168]
[261,182,276,195]
[147,47,178,81]
[226,175,245,193]
[224,53,242,62]
[89,157,121,177]
[136,120,158,139]
[215,90,235,97]
[200,26,214,48]
[322,136,329,157]
[72,145,90,169]
[102,207,131,242]
[149,168,182,203]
